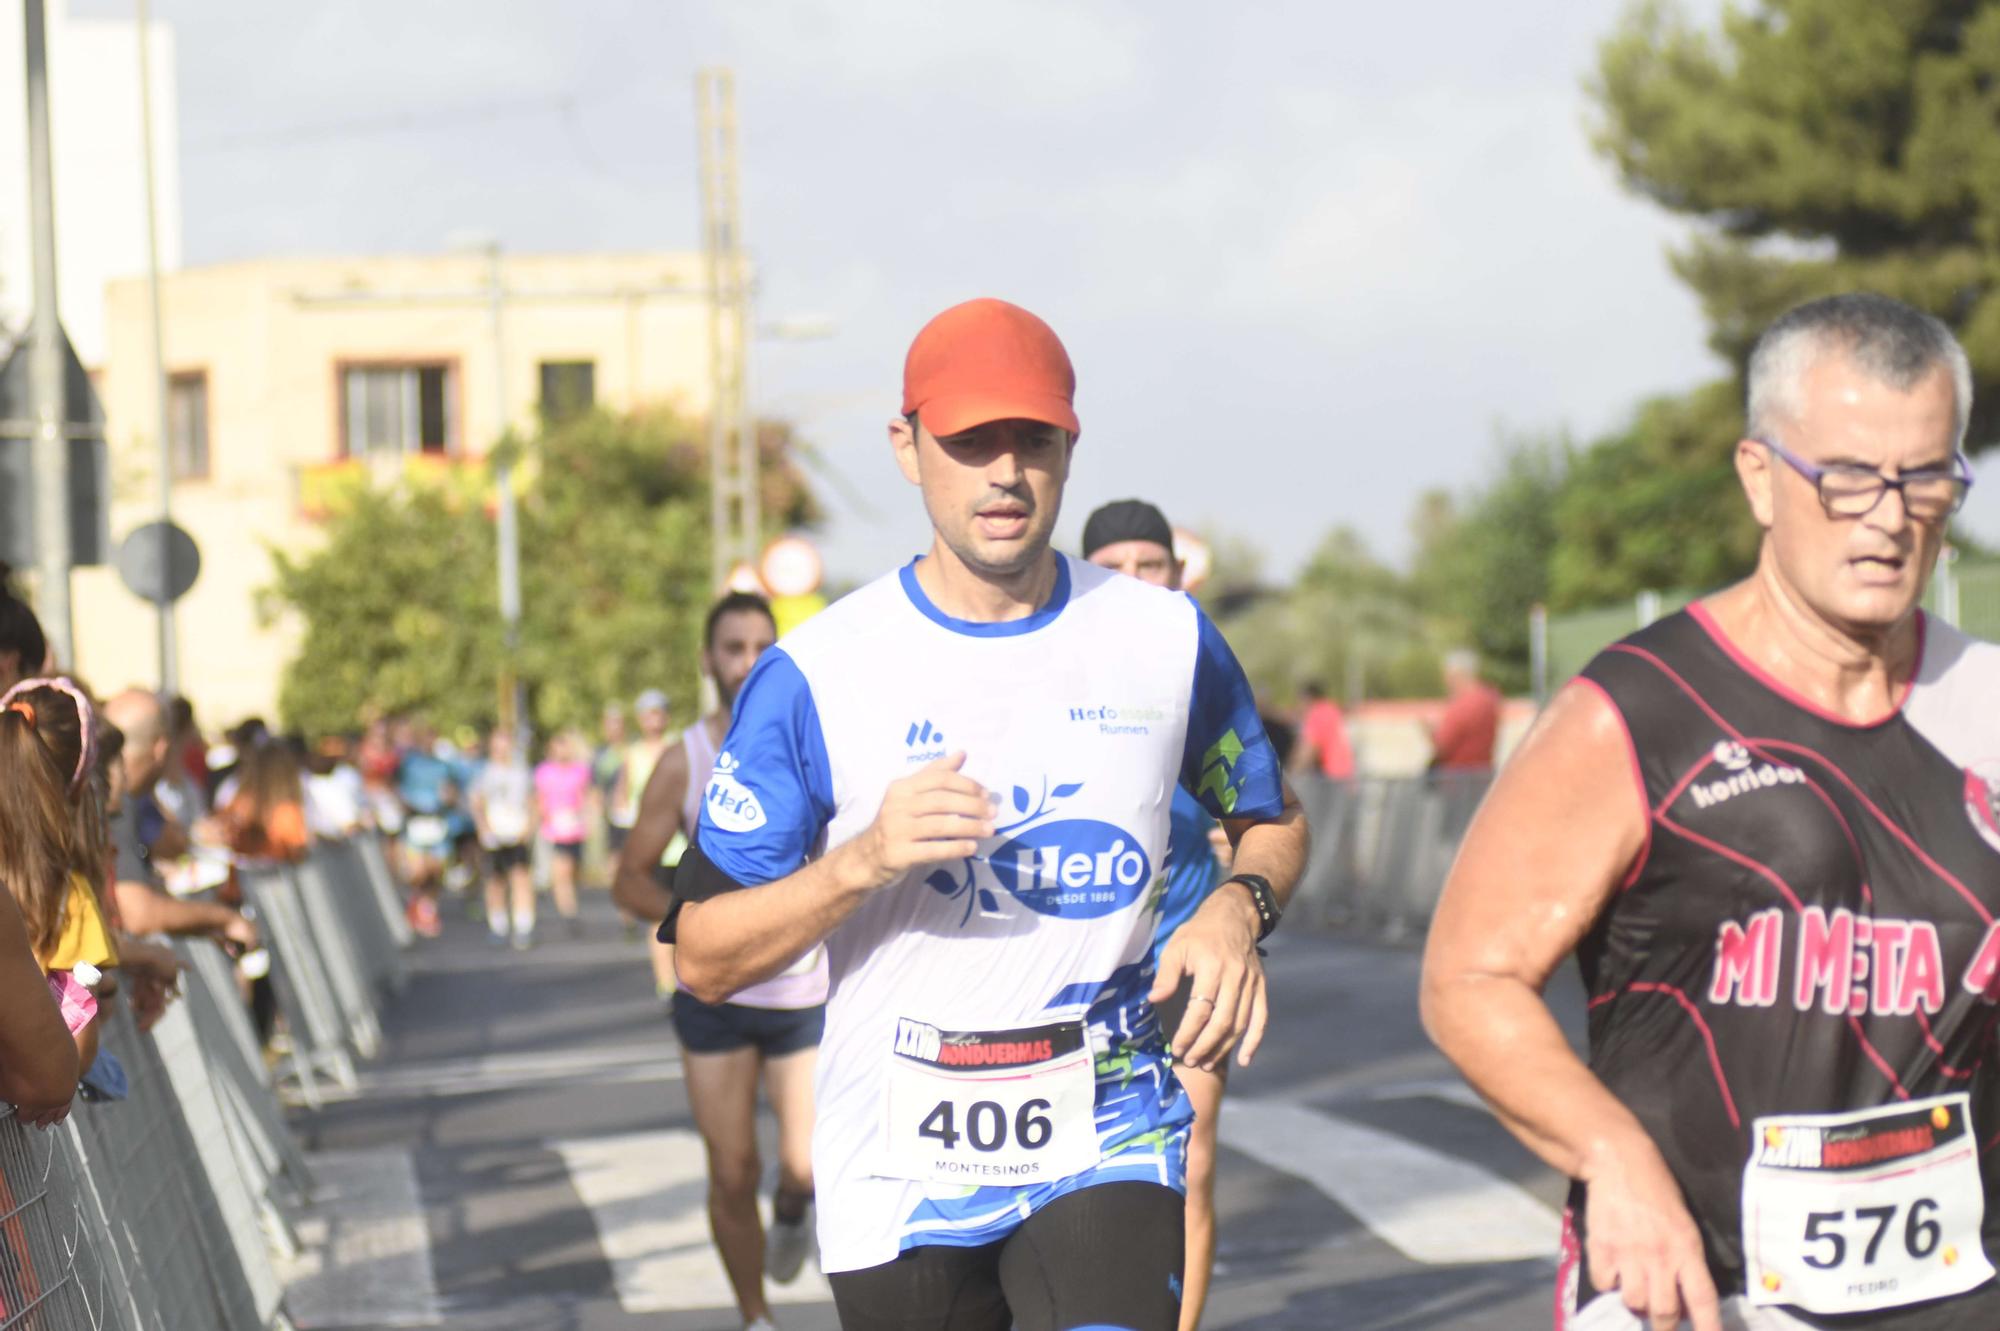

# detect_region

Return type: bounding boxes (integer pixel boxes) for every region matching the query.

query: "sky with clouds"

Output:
[79,0,2000,580]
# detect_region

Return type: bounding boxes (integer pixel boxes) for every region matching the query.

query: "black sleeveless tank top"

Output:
[1572,605,2000,1327]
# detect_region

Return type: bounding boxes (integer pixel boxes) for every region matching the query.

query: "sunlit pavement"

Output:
[290,888,1585,1330]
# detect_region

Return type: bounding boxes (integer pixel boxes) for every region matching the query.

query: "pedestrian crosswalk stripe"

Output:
[554,1128,834,1312]
[277,1148,443,1327]
[1219,1097,1560,1265]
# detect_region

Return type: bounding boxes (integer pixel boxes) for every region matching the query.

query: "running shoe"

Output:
[765,1199,814,1284]
[743,1319,777,1331]
[407,896,441,938]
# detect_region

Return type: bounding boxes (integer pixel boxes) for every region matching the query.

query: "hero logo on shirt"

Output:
[705,752,767,833]
[1967,761,2000,857]
[923,777,1152,923]
[987,820,1152,918]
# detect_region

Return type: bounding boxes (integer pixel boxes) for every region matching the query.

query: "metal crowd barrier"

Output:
[0,832,416,1330]
[66,1003,275,1329]
[1288,771,1496,940]
[0,1108,132,1331]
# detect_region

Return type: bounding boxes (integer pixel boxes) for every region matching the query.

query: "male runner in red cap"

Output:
[672,298,1308,1331]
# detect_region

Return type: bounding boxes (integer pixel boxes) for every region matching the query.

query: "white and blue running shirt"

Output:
[687,553,1284,1274]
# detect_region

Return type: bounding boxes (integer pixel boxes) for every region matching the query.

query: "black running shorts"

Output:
[828,1181,1184,1331]
[669,990,823,1058]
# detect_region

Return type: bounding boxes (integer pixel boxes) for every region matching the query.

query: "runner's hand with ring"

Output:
[1581,1130,1722,1331]
[1150,885,1265,1072]
[844,752,996,889]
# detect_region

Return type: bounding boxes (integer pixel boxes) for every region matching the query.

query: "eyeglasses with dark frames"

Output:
[1753,436,1975,522]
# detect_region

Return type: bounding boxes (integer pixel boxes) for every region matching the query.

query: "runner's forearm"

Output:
[0,901,79,1109]
[675,841,871,1002]
[1422,970,1652,1182]
[1223,788,1309,910]
[112,882,239,940]
[611,855,675,921]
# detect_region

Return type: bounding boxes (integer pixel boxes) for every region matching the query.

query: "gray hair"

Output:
[1443,648,1480,678]
[1746,293,1973,448]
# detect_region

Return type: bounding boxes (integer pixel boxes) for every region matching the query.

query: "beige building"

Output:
[77,251,718,725]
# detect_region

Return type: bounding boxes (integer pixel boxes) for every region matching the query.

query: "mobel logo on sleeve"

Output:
[878,1018,1099,1187]
[1743,1093,1994,1314]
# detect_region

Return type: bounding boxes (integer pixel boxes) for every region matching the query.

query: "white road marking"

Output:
[277,1148,442,1327]
[555,1127,834,1312]
[1220,1097,1560,1265]
[1356,1077,1490,1113]
[290,1043,684,1105]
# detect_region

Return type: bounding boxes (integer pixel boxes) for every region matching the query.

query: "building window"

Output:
[168,371,209,480]
[341,363,456,457]
[539,360,596,423]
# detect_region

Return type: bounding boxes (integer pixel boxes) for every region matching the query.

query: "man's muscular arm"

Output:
[611,742,690,922]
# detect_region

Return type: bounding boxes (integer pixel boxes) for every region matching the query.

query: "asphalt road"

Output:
[285,890,1588,1331]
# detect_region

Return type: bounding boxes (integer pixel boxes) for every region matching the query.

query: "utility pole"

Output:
[23,0,71,665]
[696,68,755,592]
[136,0,177,694]
[484,240,524,738]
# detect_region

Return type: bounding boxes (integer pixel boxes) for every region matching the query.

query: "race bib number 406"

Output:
[879,1018,1098,1187]
[1743,1093,1995,1314]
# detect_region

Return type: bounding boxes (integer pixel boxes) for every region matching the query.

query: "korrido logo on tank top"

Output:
[922,777,1152,925]
[1687,739,1808,810]
[1967,761,2000,857]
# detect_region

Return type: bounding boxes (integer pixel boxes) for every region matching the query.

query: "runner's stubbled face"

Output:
[1741,353,1958,634]
[704,609,776,712]
[1086,538,1180,591]
[897,416,1073,580]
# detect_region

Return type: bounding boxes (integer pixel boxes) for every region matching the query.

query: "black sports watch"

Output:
[1222,873,1281,942]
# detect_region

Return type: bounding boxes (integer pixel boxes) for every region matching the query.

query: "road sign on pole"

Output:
[0,327,110,571]
[116,521,200,605]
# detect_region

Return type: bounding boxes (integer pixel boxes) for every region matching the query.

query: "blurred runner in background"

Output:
[614,591,824,1326]
[1082,498,1234,1331]
[472,727,537,949]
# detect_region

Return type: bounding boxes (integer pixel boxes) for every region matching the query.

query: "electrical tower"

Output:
[696,68,758,592]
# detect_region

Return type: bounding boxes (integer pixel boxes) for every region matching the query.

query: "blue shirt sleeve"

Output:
[1180,601,1285,820]
[694,647,836,887]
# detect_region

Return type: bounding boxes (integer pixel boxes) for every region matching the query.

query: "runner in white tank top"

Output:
[674,299,1310,1331]
[611,592,827,1329]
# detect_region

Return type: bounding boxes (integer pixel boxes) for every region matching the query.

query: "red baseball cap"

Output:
[901,298,1080,440]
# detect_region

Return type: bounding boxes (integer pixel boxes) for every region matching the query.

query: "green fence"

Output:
[1541,554,1999,693]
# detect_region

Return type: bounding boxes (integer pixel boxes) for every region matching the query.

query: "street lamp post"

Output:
[135,0,178,695]
[483,241,524,739]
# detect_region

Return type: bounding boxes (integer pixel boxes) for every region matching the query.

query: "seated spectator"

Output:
[102,690,259,951]
[1427,649,1503,774]
[303,735,368,838]
[219,740,310,863]
[1290,680,1356,780]
[0,886,79,1127]
[0,693,98,1083]
[0,567,51,694]
[90,722,183,1032]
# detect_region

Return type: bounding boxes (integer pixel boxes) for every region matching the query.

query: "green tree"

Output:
[1592,0,2000,449]
[265,486,500,737]
[264,408,820,738]
[1410,435,1569,689]
[1549,381,1762,607]
[1214,525,1441,704]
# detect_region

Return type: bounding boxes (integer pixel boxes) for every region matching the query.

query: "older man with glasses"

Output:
[1423,291,2000,1331]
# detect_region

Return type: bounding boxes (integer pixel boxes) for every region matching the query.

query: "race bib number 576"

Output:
[1743,1093,1995,1314]
[879,1018,1098,1187]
